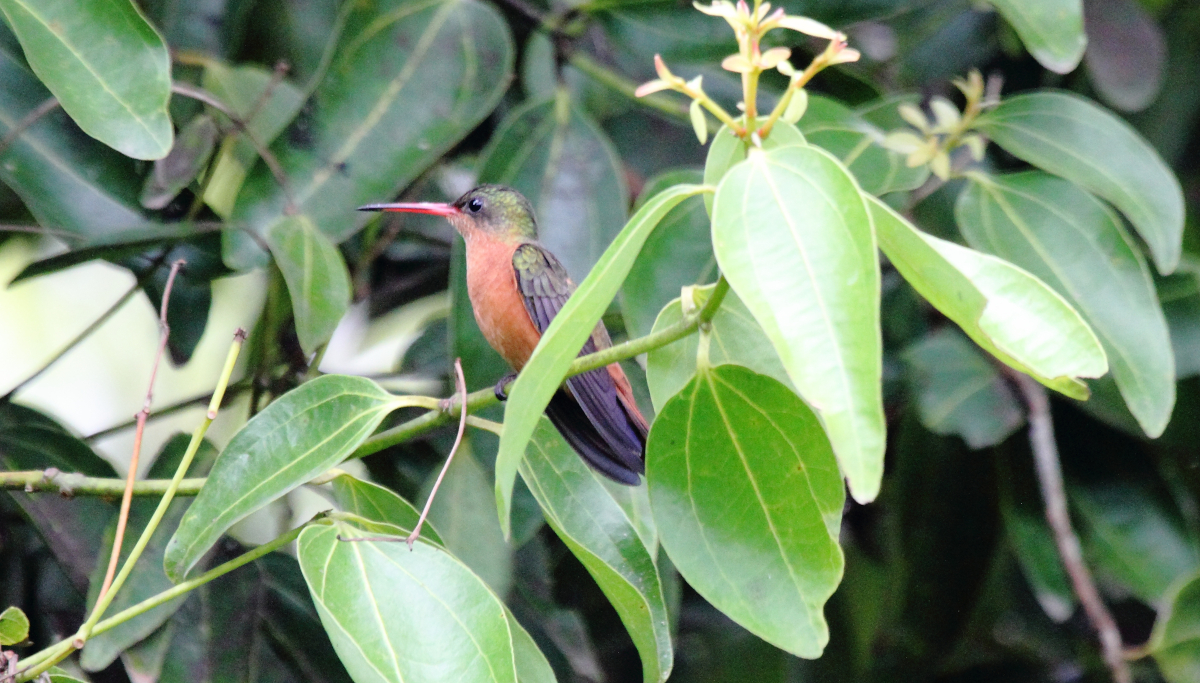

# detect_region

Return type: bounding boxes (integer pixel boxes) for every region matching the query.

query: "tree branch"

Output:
[1010,372,1131,683]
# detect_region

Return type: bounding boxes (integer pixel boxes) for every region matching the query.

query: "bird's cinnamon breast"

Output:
[464,237,542,370]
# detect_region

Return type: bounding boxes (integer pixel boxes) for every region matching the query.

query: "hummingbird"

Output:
[359,185,649,485]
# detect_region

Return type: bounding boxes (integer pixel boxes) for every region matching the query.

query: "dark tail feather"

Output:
[545,389,644,485]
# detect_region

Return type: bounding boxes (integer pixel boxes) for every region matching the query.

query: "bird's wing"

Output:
[512,243,645,479]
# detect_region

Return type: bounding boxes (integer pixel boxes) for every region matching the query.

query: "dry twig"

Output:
[1011,372,1131,683]
[97,259,186,600]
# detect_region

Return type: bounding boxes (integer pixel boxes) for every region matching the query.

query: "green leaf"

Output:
[870,194,1107,398]
[0,0,173,159]
[46,668,86,683]
[645,286,792,412]
[647,364,844,658]
[493,183,710,538]
[1082,0,1166,113]
[421,443,513,597]
[0,606,28,646]
[329,473,442,545]
[956,172,1174,436]
[985,0,1085,73]
[140,114,219,210]
[712,145,884,503]
[0,402,116,591]
[200,61,305,218]
[1151,572,1200,683]
[975,91,1184,274]
[798,94,930,196]
[621,169,715,339]
[11,223,211,283]
[702,119,805,214]
[266,214,353,355]
[521,419,672,682]
[1073,480,1199,604]
[165,375,404,581]
[508,610,558,683]
[0,38,150,238]
[81,435,219,672]
[224,0,513,268]
[476,96,628,282]
[902,328,1024,449]
[297,521,520,683]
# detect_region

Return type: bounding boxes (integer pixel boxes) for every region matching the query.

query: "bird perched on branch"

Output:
[359,185,648,484]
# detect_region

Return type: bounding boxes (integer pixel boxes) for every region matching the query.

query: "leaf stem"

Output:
[98,259,186,600]
[14,329,248,682]
[12,516,311,683]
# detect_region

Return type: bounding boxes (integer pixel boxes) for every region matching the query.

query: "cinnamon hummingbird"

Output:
[359,185,649,485]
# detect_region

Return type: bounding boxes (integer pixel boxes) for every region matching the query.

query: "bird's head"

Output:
[358,184,537,242]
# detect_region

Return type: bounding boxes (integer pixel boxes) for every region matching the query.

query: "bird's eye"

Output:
[467,197,484,213]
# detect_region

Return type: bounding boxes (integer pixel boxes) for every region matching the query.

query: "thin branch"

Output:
[409,358,468,548]
[0,224,81,240]
[170,83,296,213]
[0,470,206,496]
[98,259,185,600]
[1010,372,1131,683]
[0,97,60,160]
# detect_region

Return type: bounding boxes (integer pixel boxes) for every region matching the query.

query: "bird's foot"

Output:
[494,373,518,401]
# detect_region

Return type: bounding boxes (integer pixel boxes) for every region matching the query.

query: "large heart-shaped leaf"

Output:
[985,0,1085,74]
[645,286,792,412]
[711,145,883,503]
[476,96,628,282]
[647,364,844,658]
[165,375,407,581]
[223,0,513,268]
[266,214,353,355]
[0,0,174,159]
[871,194,1107,398]
[521,418,673,682]
[975,90,1184,274]
[956,171,1174,436]
[493,183,710,537]
[298,521,522,683]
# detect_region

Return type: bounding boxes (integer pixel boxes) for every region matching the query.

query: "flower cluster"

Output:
[882,70,997,180]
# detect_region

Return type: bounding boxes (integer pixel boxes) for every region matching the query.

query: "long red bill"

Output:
[356,202,459,216]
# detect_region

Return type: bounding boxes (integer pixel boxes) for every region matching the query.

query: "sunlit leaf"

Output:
[0,0,174,159]
[522,419,672,682]
[871,195,1106,398]
[298,521,520,683]
[648,364,844,658]
[702,119,805,214]
[494,183,710,537]
[956,171,1174,436]
[975,91,1184,274]
[266,214,352,355]
[165,375,405,581]
[986,0,1085,73]
[329,473,442,545]
[712,144,884,503]
[0,606,28,646]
